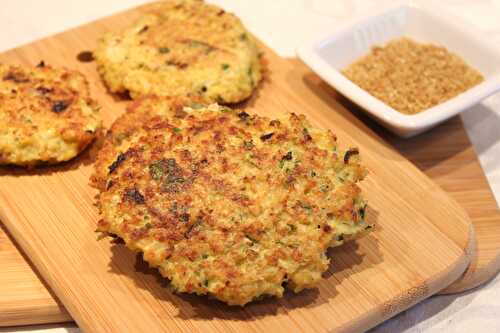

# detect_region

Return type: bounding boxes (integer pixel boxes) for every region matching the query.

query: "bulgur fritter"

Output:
[94,0,262,103]
[95,98,371,305]
[0,62,101,166]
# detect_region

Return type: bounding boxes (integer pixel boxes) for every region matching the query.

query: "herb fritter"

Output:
[0,62,101,166]
[94,0,262,103]
[95,98,371,305]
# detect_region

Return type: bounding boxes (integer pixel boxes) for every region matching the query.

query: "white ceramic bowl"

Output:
[297,2,500,138]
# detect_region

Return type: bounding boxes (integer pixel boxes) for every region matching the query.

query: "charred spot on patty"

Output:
[281,151,293,161]
[77,51,95,63]
[303,128,312,141]
[3,72,29,83]
[36,86,53,95]
[108,152,127,174]
[123,187,145,204]
[52,100,70,113]
[180,213,190,222]
[260,132,274,141]
[344,148,360,164]
[237,111,250,121]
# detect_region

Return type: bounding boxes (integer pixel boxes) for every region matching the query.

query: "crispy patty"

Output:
[95,98,370,305]
[0,62,101,166]
[94,0,262,103]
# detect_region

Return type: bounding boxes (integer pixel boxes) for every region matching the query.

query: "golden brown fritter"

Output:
[95,98,370,305]
[0,62,101,166]
[94,0,262,103]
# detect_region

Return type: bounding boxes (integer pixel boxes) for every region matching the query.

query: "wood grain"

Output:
[0,224,70,326]
[0,4,474,332]
[388,117,500,293]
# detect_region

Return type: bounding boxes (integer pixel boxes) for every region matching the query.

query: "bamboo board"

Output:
[388,117,500,294]
[2,90,498,328]
[0,224,70,326]
[0,4,474,332]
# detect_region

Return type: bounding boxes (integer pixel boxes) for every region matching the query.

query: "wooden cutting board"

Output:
[388,118,500,294]
[2,105,498,328]
[0,4,474,332]
[0,224,70,326]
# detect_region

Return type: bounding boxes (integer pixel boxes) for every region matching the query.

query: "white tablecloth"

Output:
[1,1,499,332]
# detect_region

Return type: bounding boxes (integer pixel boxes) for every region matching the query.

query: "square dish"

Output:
[297,2,500,137]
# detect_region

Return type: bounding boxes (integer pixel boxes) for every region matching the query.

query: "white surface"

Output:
[297,2,500,137]
[0,0,499,332]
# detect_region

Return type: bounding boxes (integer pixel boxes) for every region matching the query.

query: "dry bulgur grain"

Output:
[342,37,484,115]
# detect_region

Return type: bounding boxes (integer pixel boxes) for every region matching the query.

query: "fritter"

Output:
[94,0,262,103]
[0,62,101,166]
[96,98,371,305]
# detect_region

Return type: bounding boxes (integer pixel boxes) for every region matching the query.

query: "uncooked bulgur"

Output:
[342,37,484,115]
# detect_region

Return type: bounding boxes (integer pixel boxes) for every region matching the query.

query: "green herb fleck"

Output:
[190,40,205,47]
[300,202,312,212]
[166,173,185,184]
[248,66,255,86]
[221,63,230,70]
[239,33,247,41]
[190,102,204,109]
[159,47,170,54]
[243,140,254,150]
[189,40,215,53]
[149,161,165,180]
[173,127,181,133]
[124,188,145,204]
[170,202,178,214]
[114,132,129,145]
[303,128,312,141]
